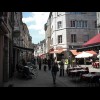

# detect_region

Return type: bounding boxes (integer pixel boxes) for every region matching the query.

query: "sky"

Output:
[22,12,50,44]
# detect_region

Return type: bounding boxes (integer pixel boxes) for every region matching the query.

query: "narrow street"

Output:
[4,65,68,87]
[4,64,88,87]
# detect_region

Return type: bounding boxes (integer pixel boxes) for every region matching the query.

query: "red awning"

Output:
[39,54,46,58]
[83,33,100,46]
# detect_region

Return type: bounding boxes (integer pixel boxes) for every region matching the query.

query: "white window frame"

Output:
[58,35,62,44]
[57,21,62,29]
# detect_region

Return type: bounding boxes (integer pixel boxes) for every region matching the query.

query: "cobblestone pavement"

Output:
[4,64,91,87]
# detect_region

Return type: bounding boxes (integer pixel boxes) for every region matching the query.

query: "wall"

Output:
[0,34,4,86]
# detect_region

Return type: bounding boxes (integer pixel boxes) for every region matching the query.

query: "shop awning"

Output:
[70,50,81,56]
[49,49,66,54]
[13,45,34,51]
[83,33,100,46]
[39,54,46,58]
[70,50,97,56]
[86,50,97,55]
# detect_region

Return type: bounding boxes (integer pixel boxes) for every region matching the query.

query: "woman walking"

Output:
[51,60,59,84]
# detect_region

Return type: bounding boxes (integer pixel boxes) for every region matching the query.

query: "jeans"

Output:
[60,69,64,76]
[52,72,57,84]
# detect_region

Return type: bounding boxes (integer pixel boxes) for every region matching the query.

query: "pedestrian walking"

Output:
[39,58,42,70]
[48,58,51,70]
[44,58,47,71]
[59,59,64,77]
[51,60,59,84]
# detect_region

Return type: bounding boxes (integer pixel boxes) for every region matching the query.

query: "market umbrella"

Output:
[75,51,93,65]
[97,55,100,58]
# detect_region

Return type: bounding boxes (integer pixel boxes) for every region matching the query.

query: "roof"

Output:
[83,33,100,46]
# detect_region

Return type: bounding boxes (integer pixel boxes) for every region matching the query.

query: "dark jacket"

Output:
[51,62,59,72]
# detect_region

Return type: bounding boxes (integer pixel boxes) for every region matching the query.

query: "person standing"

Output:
[51,60,59,84]
[59,59,64,77]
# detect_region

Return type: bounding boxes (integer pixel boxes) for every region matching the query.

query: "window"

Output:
[70,20,76,27]
[69,12,87,14]
[58,35,62,43]
[57,21,62,29]
[94,21,97,28]
[70,12,81,14]
[51,38,53,45]
[81,12,87,14]
[70,20,87,28]
[83,21,87,28]
[83,35,89,42]
[57,12,62,16]
[76,21,81,27]
[71,34,77,43]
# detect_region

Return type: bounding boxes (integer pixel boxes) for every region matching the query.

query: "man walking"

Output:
[59,59,64,77]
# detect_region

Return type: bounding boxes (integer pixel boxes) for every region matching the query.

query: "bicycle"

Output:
[28,64,38,79]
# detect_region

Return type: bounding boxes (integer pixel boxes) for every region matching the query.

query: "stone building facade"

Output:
[0,12,33,86]
[45,12,97,60]
[0,12,14,86]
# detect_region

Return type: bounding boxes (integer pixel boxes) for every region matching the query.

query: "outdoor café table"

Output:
[68,67,83,70]
[69,70,84,82]
[76,69,88,73]
[82,73,100,86]
[69,70,82,77]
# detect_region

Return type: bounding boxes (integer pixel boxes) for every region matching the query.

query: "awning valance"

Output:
[13,45,34,51]
[49,49,66,54]
[70,50,81,56]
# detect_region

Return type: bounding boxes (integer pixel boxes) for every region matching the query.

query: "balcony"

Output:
[0,16,9,34]
[13,26,20,37]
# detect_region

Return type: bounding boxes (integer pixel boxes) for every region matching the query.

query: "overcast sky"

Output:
[22,12,50,44]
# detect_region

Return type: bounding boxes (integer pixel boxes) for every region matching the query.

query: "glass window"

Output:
[83,35,89,42]
[57,12,62,16]
[71,34,77,43]
[57,21,62,29]
[94,21,97,28]
[70,20,76,27]
[58,35,62,43]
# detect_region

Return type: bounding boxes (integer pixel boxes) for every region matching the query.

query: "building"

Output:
[45,12,97,61]
[34,40,46,59]
[0,12,34,86]
[76,12,100,53]
[0,12,14,86]
[13,12,23,71]
[97,12,100,33]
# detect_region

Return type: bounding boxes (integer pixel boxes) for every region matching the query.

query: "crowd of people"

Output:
[36,57,67,84]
